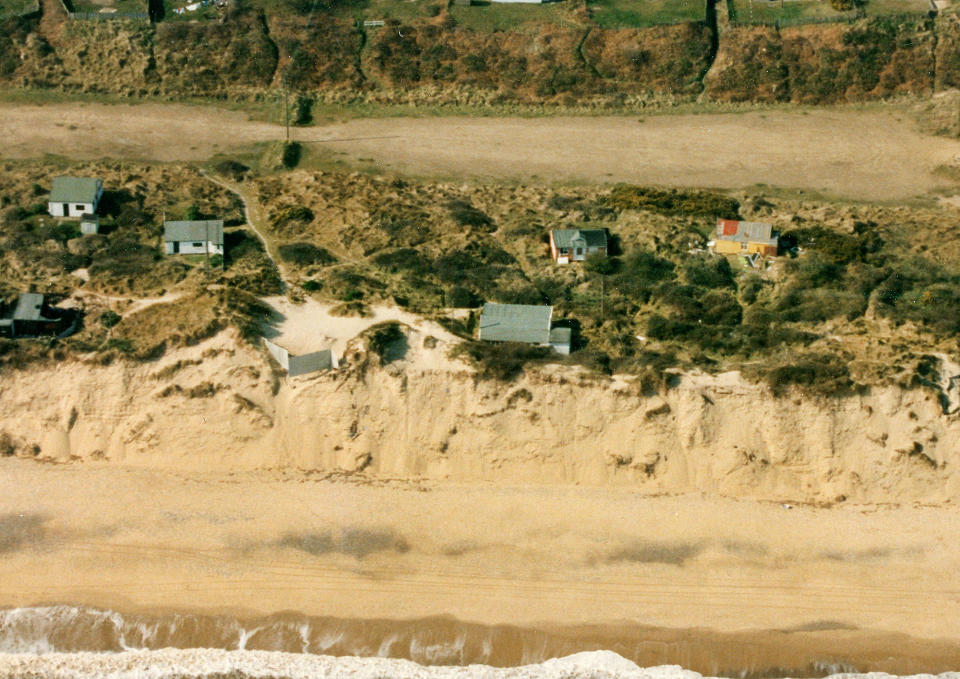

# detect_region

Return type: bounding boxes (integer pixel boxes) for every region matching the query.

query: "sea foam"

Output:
[0,648,958,679]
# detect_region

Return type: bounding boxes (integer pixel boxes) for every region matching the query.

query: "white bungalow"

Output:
[48,176,103,219]
[163,220,224,255]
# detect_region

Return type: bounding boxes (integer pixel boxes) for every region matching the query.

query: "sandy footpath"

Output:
[1,102,958,199]
[3,459,960,671]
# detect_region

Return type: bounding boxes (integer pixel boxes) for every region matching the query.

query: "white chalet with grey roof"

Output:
[477,302,570,354]
[48,176,103,218]
[163,220,224,255]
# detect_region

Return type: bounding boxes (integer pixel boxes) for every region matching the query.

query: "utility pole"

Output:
[204,219,210,269]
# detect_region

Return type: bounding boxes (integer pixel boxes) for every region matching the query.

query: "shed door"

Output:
[62,203,69,215]
[172,241,180,254]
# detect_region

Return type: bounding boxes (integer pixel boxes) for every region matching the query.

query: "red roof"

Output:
[718,219,739,236]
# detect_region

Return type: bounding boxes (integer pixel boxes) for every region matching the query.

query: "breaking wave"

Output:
[0,606,958,679]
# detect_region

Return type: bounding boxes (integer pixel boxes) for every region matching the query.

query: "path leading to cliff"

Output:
[199,171,288,292]
[1,101,959,200]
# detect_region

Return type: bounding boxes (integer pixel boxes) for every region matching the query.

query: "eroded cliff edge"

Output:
[1,328,956,505]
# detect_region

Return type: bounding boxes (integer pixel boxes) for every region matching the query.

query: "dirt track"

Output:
[2,102,959,199]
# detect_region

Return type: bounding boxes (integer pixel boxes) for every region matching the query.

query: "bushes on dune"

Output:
[609,186,740,220]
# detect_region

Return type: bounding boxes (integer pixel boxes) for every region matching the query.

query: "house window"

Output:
[74,204,85,211]
[575,247,583,256]
[741,242,748,251]
[192,242,203,248]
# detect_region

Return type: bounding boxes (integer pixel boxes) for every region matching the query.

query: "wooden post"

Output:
[205,220,210,269]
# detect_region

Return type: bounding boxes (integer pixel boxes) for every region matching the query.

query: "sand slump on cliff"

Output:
[0,329,957,504]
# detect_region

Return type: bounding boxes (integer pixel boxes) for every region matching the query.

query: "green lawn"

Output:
[586,0,704,28]
[349,0,439,23]
[67,0,145,15]
[448,2,579,32]
[730,0,929,25]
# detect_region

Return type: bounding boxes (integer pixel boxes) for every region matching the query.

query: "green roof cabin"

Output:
[549,228,607,264]
[47,176,103,219]
[163,220,225,256]
[477,302,571,355]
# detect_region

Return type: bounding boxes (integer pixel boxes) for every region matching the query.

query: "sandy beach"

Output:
[3,458,960,674]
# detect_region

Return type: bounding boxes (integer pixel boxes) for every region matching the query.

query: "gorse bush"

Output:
[367,322,405,359]
[683,256,735,289]
[270,205,314,229]
[764,354,856,398]
[452,341,551,381]
[278,242,337,266]
[608,186,740,220]
[446,200,494,231]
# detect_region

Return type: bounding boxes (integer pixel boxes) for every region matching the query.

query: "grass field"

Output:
[448,2,579,32]
[586,0,704,27]
[66,0,145,14]
[350,0,439,23]
[730,0,930,24]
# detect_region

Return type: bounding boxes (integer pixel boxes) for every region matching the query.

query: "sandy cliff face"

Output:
[0,331,957,504]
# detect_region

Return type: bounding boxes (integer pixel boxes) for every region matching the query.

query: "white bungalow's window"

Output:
[560,248,568,254]
[575,247,583,256]
[192,242,203,247]
[74,204,84,211]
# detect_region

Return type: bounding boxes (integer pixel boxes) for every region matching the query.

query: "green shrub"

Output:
[452,341,551,381]
[294,94,314,126]
[448,286,480,308]
[609,186,739,220]
[213,160,249,181]
[584,253,616,276]
[367,322,405,359]
[209,254,224,268]
[699,290,742,326]
[282,142,302,168]
[302,279,322,292]
[371,248,432,275]
[271,205,314,229]
[103,338,135,354]
[764,355,855,398]
[683,256,735,289]
[779,225,881,265]
[446,200,493,231]
[278,242,337,266]
[462,54,487,72]
[99,310,122,328]
[739,274,764,304]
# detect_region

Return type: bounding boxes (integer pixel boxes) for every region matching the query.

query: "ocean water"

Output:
[0,606,957,679]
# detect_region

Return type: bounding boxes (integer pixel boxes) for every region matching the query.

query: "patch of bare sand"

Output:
[263,296,464,371]
[2,460,960,671]
[1,102,958,199]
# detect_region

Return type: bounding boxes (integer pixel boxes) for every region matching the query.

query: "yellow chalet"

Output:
[710,219,779,256]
